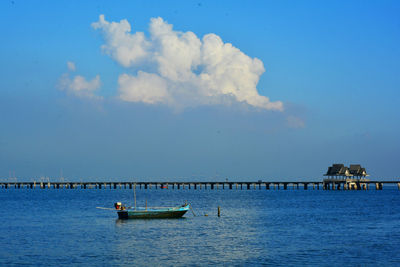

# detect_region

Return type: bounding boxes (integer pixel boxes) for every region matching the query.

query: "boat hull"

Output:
[117,205,189,219]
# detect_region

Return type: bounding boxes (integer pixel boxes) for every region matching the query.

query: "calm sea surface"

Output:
[1,187,400,266]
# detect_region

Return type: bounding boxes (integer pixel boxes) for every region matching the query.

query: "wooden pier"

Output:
[0,180,399,190]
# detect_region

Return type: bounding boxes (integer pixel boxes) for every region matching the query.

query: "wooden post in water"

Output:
[398,183,400,190]
[217,206,221,217]
[356,181,361,190]
[134,183,137,211]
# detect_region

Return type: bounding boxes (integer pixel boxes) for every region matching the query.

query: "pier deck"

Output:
[0,180,399,190]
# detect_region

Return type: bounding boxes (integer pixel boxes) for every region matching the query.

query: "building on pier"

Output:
[324,163,369,179]
[324,163,369,189]
[348,164,368,178]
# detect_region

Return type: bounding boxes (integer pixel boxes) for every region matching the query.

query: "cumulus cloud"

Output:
[91,15,150,67]
[119,71,169,104]
[92,15,283,111]
[58,62,102,99]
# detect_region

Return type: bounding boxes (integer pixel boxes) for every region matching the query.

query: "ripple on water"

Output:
[0,188,399,266]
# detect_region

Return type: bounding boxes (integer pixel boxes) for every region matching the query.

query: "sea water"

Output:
[1,187,400,266]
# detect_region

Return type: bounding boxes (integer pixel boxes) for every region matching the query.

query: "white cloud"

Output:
[67,61,76,72]
[59,72,102,100]
[91,15,150,68]
[92,15,283,111]
[119,71,169,104]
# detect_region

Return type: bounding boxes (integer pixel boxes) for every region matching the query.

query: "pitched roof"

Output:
[325,164,368,177]
[325,164,346,176]
[349,164,361,174]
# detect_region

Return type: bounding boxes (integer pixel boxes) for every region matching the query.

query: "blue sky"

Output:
[0,0,399,181]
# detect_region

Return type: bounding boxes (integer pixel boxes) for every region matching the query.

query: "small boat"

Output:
[114,202,190,219]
